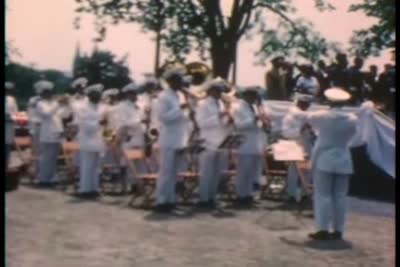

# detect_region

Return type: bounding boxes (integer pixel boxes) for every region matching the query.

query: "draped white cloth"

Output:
[262,100,395,179]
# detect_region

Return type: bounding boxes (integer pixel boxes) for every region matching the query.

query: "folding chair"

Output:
[60,141,80,191]
[14,136,37,183]
[177,139,205,203]
[125,148,158,209]
[259,149,288,201]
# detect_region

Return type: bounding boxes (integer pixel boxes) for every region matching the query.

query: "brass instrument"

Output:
[185,62,211,86]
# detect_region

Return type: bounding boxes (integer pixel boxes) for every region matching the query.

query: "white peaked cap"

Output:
[162,66,186,80]
[28,96,41,106]
[203,77,229,92]
[5,81,15,89]
[295,93,314,102]
[121,82,139,93]
[143,76,158,85]
[85,83,104,94]
[102,88,119,97]
[71,77,88,88]
[34,80,54,94]
[324,87,351,102]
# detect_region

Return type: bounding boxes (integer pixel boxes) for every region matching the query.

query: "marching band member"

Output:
[154,67,189,212]
[281,93,314,202]
[232,86,270,205]
[70,77,89,120]
[307,88,358,241]
[75,84,108,197]
[5,82,19,167]
[35,80,63,186]
[69,77,89,166]
[115,82,146,193]
[196,77,231,208]
[101,88,121,167]
[27,85,44,172]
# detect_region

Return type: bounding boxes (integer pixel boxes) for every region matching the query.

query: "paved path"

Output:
[6,186,395,267]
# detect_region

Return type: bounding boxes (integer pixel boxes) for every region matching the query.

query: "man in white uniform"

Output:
[28,84,45,173]
[281,93,314,202]
[307,88,358,241]
[69,77,89,166]
[232,86,270,205]
[76,84,108,198]
[35,80,63,186]
[155,67,189,212]
[116,82,147,193]
[196,77,231,208]
[5,82,18,167]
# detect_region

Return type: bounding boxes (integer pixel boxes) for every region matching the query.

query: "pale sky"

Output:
[6,0,393,86]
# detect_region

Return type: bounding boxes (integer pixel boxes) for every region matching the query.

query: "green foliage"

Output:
[74,0,336,77]
[349,0,395,57]
[73,49,132,88]
[5,63,72,109]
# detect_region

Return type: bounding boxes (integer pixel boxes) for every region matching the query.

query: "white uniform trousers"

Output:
[199,149,223,202]
[31,123,41,171]
[38,143,60,183]
[79,151,102,193]
[156,148,180,204]
[313,169,350,233]
[286,162,311,199]
[236,154,262,198]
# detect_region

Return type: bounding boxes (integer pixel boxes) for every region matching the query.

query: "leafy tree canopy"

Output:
[75,0,337,78]
[349,0,395,57]
[73,48,132,88]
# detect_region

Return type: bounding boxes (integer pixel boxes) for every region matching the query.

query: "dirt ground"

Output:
[6,185,395,267]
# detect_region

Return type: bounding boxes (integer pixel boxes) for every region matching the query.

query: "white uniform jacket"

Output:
[70,95,88,122]
[307,107,358,175]
[196,96,230,150]
[6,96,18,144]
[76,102,108,152]
[115,100,145,148]
[281,105,314,156]
[232,99,266,155]
[36,100,63,143]
[156,88,187,149]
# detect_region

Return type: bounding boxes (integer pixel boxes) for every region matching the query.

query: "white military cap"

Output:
[102,88,119,97]
[84,83,104,94]
[28,96,41,106]
[71,77,88,88]
[34,80,54,94]
[5,81,15,90]
[121,82,139,93]
[295,93,314,102]
[324,87,351,102]
[203,77,229,92]
[162,66,186,80]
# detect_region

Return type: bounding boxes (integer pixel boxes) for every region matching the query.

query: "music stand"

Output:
[218,134,244,150]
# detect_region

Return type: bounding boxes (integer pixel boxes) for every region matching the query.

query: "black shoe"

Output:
[208,200,217,209]
[253,183,260,191]
[197,201,210,209]
[308,230,330,241]
[329,231,343,240]
[130,184,138,194]
[154,204,172,213]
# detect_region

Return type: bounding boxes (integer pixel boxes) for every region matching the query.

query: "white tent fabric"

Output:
[262,100,395,179]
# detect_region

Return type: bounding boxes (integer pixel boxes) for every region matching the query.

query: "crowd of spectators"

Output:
[264,53,396,115]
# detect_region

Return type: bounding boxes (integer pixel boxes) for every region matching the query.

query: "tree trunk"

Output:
[210,39,237,80]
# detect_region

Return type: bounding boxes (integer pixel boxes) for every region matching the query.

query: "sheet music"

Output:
[271,140,305,161]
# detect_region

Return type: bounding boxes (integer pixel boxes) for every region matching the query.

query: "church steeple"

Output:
[72,42,81,77]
